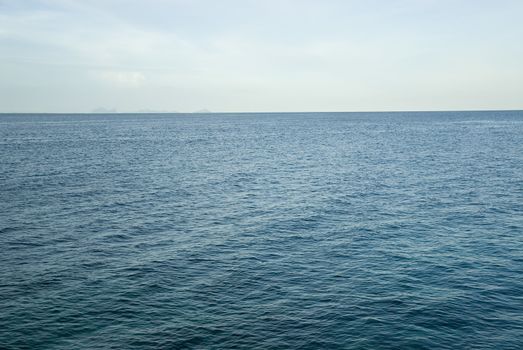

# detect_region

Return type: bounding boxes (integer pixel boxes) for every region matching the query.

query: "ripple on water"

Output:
[1,111,522,349]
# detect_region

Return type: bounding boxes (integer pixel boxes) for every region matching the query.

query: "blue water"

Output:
[1,111,522,349]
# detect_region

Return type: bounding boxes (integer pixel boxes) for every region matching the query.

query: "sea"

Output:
[1,111,522,349]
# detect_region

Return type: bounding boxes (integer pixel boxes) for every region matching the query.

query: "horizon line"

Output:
[1,108,523,115]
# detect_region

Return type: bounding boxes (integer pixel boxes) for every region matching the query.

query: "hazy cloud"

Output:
[92,71,146,88]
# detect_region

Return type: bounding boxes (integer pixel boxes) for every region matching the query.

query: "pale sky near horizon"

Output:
[1,0,522,113]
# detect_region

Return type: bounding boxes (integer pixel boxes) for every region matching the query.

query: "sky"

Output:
[0,0,522,113]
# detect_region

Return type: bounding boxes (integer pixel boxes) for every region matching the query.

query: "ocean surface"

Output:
[1,111,522,349]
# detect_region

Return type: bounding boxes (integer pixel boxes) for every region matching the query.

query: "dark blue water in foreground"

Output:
[1,111,522,349]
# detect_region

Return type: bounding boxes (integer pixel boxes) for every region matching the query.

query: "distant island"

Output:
[92,107,117,113]
[90,108,211,114]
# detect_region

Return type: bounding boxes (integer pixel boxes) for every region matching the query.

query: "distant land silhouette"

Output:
[91,108,211,114]
[193,108,212,113]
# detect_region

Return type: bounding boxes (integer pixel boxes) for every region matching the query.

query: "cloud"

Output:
[92,70,146,88]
